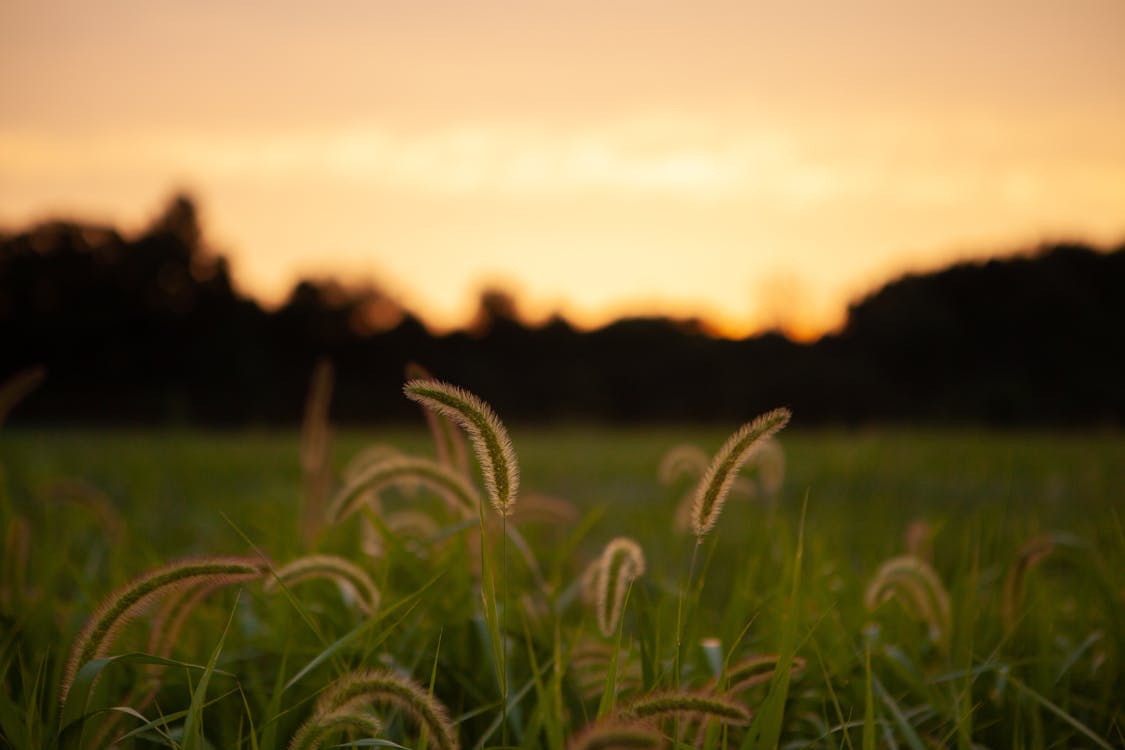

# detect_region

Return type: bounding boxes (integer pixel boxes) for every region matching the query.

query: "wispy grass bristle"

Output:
[690,407,791,539]
[718,653,808,693]
[658,444,710,485]
[569,640,643,700]
[511,492,580,525]
[60,555,265,703]
[754,436,786,495]
[41,478,126,543]
[404,378,519,517]
[406,362,471,476]
[289,707,383,750]
[310,668,459,750]
[328,455,482,522]
[593,537,646,637]
[265,554,380,615]
[619,689,751,725]
[565,719,662,750]
[864,554,952,653]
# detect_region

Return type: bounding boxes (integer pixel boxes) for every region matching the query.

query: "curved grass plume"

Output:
[690,407,791,538]
[298,668,459,750]
[60,556,265,703]
[565,718,662,750]
[264,554,381,616]
[1002,534,1056,632]
[404,378,519,517]
[288,708,383,750]
[406,362,471,476]
[618,689,751,725]
[328,454,482,522]
[593,537,646,637]
[864,554,952,654]
[718,653,808,693]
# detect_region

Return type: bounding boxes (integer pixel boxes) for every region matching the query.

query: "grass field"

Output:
[2,418,1123,748]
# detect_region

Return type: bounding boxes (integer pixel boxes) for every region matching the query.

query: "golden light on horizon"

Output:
[3,0,1124,339]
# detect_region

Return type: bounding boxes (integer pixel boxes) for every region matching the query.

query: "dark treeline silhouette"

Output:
[3,194,1123,427]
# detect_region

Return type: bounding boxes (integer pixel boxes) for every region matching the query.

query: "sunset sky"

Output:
[3,1,1124,338]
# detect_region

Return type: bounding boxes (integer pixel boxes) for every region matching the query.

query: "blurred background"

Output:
[2,0,1123,426]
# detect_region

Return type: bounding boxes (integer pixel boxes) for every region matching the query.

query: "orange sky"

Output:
[3,0,1124,339]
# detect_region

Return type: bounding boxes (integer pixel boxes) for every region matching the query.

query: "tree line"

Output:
[3,195,1122,426]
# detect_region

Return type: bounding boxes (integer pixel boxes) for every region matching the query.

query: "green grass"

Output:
[1,424,1123,749]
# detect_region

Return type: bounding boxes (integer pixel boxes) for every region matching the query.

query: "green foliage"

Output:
[1,411,1123,748]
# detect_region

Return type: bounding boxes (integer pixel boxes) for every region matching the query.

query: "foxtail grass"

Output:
[753,436,786,496]
[618,689,751,726]
[40,478,127,544]
[690,408,791,540]
[288,708,382,750]
[592,537,646,638]
[60,556,265,703]
[658,444,710,486]
[864,554,952,655]
[406,362,471,476]
[265,554,381,615]
[716,653,808,694]
[328,455,482,522]
[301,668,459,750]
[404,378,519,517]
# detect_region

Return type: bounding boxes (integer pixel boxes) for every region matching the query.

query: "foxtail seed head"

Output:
[328,455,482,522]
[404,379,519,517]
[619,689,751,726]
[593,537,646,637]
[61,556,265,704]
[310,668,459,750]
[864,555,952,654]
[690,408,791,539]
[265,555,380,616]
[658,444,710,485]
[406,363,471,476]
[289,708,383,750]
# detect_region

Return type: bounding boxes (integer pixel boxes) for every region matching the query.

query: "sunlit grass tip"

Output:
[690,407,791,539]
[593,537,646,637]
[309,667,459,750]
[327,454,483,523]
[406,362,471,475]
[264,554,380,616]
[864,554,952,654]
[404,378,519,517]
[60,555,266,703]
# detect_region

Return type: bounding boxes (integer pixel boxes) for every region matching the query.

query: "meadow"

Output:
[1,390,1123,749]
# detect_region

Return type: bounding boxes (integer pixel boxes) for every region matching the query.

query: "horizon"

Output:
[4,198,1119,343]
[3,0,1124,339]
